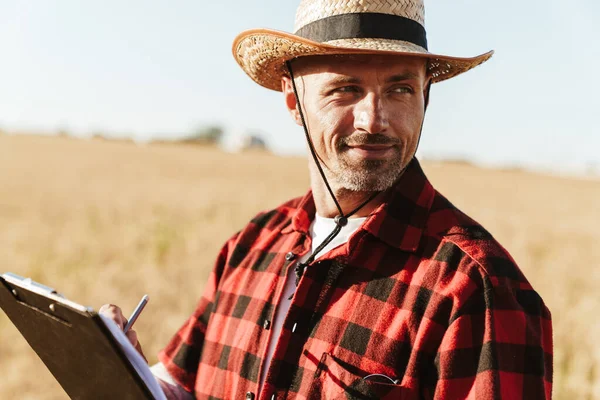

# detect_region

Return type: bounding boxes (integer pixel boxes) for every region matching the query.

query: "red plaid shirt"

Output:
[159,159,553,399]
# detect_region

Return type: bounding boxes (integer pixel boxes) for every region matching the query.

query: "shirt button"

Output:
[246,392,255,400]
[285,252,297,261]
[263,319,271,330]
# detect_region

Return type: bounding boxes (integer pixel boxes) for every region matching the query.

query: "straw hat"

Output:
[233,0,493,91]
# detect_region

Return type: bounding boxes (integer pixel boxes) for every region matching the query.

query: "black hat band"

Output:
[294,12,428,50]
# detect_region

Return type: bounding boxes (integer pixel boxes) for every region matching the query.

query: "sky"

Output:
[0,1,598,174]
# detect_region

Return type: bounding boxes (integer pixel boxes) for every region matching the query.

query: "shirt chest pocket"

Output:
[311,353,417,400]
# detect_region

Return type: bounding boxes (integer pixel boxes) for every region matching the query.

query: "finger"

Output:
[99,304,128,330]
[125,329,139,348]
[99,304,127,329]
[126,331,148,363]
[135,340,147,363]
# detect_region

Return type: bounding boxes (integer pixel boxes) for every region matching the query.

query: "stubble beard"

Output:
[331,154,404,192]
[329,136,408,192]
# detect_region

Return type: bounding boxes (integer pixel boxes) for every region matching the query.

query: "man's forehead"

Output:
[290,54,427,79]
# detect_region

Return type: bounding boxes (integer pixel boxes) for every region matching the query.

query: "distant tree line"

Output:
[0,124,271,152]
[181,125,224,144]
[181,125,268,152]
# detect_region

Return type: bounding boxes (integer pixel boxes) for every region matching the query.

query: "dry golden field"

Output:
[0,134,599,399]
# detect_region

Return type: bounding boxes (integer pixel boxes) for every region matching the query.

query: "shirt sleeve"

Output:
[151,363,195,400]
[157,232,239,393]
[431,273,553,399]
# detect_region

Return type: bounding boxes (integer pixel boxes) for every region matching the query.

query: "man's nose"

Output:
[353,93,389,134]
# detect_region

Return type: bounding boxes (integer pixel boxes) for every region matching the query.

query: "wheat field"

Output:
[0,134,598,399]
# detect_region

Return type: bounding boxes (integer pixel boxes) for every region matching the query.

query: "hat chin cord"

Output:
[285,61,431,290]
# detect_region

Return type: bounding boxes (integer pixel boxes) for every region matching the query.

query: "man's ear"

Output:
[282,76,303,126]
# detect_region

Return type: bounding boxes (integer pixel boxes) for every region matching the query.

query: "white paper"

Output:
[100,315,167,400]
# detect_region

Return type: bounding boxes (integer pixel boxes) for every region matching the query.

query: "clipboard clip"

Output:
[3,272,65,298]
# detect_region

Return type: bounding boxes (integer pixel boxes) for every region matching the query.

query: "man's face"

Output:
[282,54,429,192]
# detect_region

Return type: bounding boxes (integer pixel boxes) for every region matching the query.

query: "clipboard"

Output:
[0,272,165,400]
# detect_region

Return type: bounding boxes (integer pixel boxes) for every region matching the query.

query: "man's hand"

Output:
[99,304,147,363]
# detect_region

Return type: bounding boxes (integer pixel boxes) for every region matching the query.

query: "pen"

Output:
[123,294,149,333]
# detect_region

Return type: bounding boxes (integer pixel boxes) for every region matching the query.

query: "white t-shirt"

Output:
[258,214,366,391]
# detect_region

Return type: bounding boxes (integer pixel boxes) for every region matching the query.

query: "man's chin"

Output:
[335,168,402,192]
[331,156,407,191]
[342,158,388,171]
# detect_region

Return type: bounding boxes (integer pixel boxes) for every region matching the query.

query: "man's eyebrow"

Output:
[386,72,420,82]
[325,76,362,86]
[324,72,421,86]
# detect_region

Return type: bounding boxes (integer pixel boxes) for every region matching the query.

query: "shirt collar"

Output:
[362,158,435,252]
[281,190,316,235]
[282,158,435,252]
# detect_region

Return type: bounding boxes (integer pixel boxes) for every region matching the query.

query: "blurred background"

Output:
[0,1,599,399]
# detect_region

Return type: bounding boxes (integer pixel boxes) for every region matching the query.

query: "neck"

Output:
[309,170,384,219]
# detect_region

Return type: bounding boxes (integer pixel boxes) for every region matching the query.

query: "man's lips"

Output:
[345,144,397,158]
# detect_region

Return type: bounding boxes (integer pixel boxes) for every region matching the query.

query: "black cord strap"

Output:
[287,61,345,217]
[286,61,382,295]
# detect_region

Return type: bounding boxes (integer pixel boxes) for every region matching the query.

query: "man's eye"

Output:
[391,86,414,94]
[333,86,360,94]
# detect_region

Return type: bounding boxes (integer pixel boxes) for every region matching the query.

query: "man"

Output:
[102,0,553,398]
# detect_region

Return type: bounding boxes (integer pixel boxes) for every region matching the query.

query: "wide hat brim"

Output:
[233,28,494,92]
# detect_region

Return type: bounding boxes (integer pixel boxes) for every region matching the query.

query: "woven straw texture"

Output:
[233,0,493,91]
